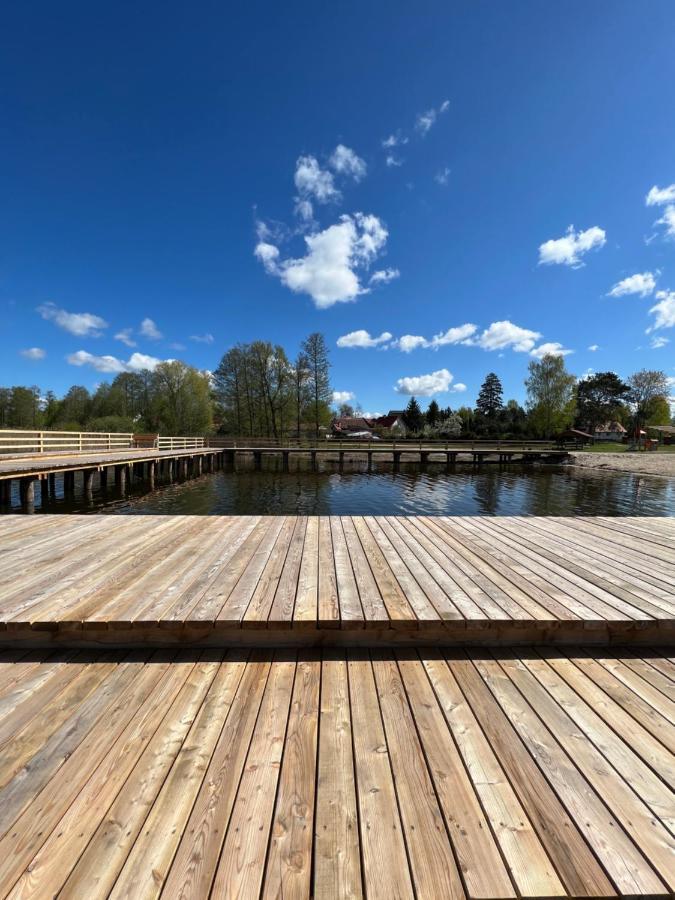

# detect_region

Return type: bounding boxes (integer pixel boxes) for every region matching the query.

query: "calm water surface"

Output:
[12,462,674,517]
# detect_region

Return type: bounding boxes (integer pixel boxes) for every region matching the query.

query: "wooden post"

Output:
[367,450,373,472]
[338,450,344,472]
[393,450,401,473]
[99,467,108,490]
[48,472,56,496]
[196,456,203,477]
[84,469,95,498]
[282,450,289,472]
[64,471,75,495]
[420,451,428,471]
[181,458,188,479]
[115,465,127,495]
[149,461,156,489]
[310,450,317,473]
[38,431,44,453]
[254,450,262,471]
[20,477,35,510]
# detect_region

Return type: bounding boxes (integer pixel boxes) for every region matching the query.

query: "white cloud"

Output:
[20,347,46,360]
[430,323,477,347]
[395,368,454,396]
[646,184,675,206]
[529,342,573,359]
[37,302,108,337]
[294,198,314,222]
[140,318,162,340]
[190,333,214,344]
[369,268,400,286]
[607,271,657,297]
[471,320,541,352]
[452,383,467,392]
[647,290,675,332]
[396,335,429,353]
[655,205,675,239]
[332,390,355,404]
[114,328,137,347]
[386,155,403,168]
[337,329,393,349]
[394,323,477,352]
[329,145,366,181]
[588,344,599,351]
[538,225,606,267]
[294,155,339,204]
[650,336,670,349]
[382,132,408,148]
[415,100,449,136]
[256,213,389,308]
[434,167,451,186]
[67,350,164,373]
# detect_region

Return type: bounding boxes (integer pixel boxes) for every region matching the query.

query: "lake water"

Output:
[9,462,674,517]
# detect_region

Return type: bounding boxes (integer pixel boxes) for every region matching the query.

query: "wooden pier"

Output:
[0,514,672,647]
[0,646,672,898]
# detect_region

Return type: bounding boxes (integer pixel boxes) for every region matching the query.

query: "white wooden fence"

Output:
[0,430,205,455]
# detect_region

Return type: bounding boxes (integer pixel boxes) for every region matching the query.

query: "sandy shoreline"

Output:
[569,451,675,479]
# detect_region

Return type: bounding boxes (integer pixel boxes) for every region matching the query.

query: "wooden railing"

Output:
[0,429,134,456]
[157,436,205,450]
[205,437,565,451]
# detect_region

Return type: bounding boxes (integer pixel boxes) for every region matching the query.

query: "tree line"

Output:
[2,343,671,439]
[398,358,673,439]
[1,331,333,437]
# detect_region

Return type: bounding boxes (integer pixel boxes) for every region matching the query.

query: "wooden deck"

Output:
[0,515,673,646]
[0,647,671,898]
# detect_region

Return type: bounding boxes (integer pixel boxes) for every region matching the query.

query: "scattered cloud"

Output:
[168,342,186,351]
[395,367,455,396]
[650,335,670,349]
[382,132,407,149]
[37,302,108,337]
[20,347,46,360]
[369,268,400,286]
[115,328,137,348]
[385,155,403,168]
[255,213,388,308]
[415,99,450,136]
[294,155,339,204]
[529,342,573,359]
[337,329,393,349]
[470,320,541,352]
[140,317,162,340]
[294,198,314,222]
[394,323,477,352]
[645,184,675,240]
[647,290,675,332]
[538,225,606,267]
[607,271,657,298]
[645,184,675,206]
[329,145,366,181]
[588,344,599,351]
[434,167,451,186]
[332,390,355,404]
[67,350,164,374]
[190,333,214,344]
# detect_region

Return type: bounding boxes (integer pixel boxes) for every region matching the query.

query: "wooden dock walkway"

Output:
[0,646,672,898]
[1,515,673,646]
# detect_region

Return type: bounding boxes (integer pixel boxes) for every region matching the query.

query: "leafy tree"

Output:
[150,361,213,434]
[426,399,440,426]
[402,396,424,433]
[58,385,92,427]
[645,395,671,426]
[301,332,332,439]
[525,355,576,438]
[476,373,503,416]
[425,414,462,437]
[338,403,355,417]
[627,369,669,433]
[293,352,310,436]
[575,372,629,435]
[8,386,41,428]
[86,415,136,433]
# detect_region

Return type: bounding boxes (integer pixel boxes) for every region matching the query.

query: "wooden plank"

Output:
[269,517,307,625]
[421,652,567,898]
[347,650,415,899]
[329,516,364,627]
[371,650,465,898]
[479,653,672,893]
[352,518,417,627]
[397,652,516,898]
[162,653,272,897]
[102,651,248,899]
[313,652,362,900]
[293,516,319,624]
[341,517,388,625]
[262,654,320,898]
[241,516,297,626]
[447,651,616,897]
[210,652,296,898]
[317,516,339,627]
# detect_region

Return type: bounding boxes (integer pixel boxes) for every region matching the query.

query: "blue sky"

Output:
[3,1,675,414]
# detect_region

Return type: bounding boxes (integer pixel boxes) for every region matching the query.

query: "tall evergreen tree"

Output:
[426,399,440,426]
[403,396,424,433]
[476,373,503,416]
